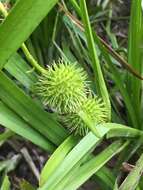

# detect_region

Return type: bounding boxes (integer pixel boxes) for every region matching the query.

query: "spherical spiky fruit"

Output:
[63,96,109,136]
[36,60,88,113]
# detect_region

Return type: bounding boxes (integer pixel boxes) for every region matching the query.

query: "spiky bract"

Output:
[64,96,109,136]
[36,60,88,113]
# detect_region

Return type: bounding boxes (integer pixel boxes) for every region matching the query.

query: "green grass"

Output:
[0,0,143,189]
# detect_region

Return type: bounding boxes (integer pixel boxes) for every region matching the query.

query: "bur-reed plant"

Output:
[0,0,143,190]
[35,59,109,136]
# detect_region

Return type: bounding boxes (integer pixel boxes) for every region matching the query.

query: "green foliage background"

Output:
[0,0,143,189]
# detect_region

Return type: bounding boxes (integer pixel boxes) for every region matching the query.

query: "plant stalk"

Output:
[79,0,111,120]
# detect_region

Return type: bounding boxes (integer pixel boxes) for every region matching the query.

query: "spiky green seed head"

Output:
[63,96,109,136]
[36,59,88,113]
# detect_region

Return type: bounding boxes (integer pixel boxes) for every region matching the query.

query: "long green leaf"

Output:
[0,101,55,152]
[38,127,110,190]
[127,0,143,128]
[40,135,78,186]
[0,0,59,69]
[39,122,143,189]
[62,141,128,190]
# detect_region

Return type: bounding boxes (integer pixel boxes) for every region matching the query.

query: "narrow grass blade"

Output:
[79,0,111,119]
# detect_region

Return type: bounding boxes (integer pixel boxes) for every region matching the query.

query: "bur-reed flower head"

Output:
[36,59,88,114]
[64,95,109,136]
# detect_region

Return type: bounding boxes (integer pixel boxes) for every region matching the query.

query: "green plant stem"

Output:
[79,0,111,120]
[21,44,46,73]
[0,2,45,74]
